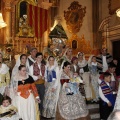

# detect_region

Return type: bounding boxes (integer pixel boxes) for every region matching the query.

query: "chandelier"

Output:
[0,13,7,28]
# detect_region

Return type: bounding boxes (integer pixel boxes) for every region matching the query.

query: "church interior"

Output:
[0,0,120,120]
[0,0,120,65]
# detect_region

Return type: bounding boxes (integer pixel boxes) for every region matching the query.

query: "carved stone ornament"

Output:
[67,34,92,55]
[64,1,86,34]
[3,0,15,11]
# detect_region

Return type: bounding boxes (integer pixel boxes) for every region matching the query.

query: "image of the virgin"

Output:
[72,40,77,49]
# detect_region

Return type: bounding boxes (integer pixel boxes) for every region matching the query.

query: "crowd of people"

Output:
[0,46,120,120]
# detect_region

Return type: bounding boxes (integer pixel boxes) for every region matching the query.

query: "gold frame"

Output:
[72,40,78,49]
[64,1,86,34]
[15,0,36,33]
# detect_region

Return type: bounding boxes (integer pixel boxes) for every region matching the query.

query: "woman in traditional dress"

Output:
[107,62,120,119]
[0,53,10,104]
[58,48,73,66]
[42,56,60,118]
[56,61,90,120]
[70,56,85,97]
[11,54,27,80]
[77,52,93,102]
[12,65,40,120]
[88,55,99,102]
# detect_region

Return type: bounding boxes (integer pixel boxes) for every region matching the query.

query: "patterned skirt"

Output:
[42,81,57,118]
[56,88,89,120]
[79,83,86,97]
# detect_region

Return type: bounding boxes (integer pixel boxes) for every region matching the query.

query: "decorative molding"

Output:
[68,34,92,55]
[64,1,86,34]
[3,0,14,11]
[99,16,111,31]
[100,24,120,54]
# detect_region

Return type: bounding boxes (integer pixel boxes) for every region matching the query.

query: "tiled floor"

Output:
[87,104,100,120]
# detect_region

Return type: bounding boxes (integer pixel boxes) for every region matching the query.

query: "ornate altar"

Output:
[1,0,58,69]
[1,0,51,56]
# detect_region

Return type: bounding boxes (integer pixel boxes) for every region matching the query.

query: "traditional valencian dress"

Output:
[42,63,59,118]
[13,75,40,120]
[0,63,10,104]
[29,61,45,115]
[57,48,72,66]
[11,62,29,82]
[89,62,99,101]
[0,63,10,95]
[78,59,93,101]
[56,70,89,120]
[113,83,120,110]
[0,104,20,120]
[108,83,120,119]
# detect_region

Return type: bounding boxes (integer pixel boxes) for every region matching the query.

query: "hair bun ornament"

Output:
[77,52,84,57]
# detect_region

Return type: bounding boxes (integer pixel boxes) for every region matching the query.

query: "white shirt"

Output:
[102,55,108,72]
[26,55,36,71]
[79,68,84,73]
[73,65,77,72]
[99,82,110,103]
[111,73,115,81]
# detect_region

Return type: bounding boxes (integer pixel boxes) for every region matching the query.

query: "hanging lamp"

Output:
[0,13,7,28]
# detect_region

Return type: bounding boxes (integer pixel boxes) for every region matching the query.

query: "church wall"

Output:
[58,0,93,48]
[99,0,109,22]
[0,1,5,45]
[99,0,120,55]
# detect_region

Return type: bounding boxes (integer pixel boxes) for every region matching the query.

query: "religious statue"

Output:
[16,15,35,37]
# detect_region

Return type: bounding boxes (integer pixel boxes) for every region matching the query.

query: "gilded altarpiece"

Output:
[10,0,48,54]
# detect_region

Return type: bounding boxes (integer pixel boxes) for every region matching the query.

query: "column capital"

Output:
[3,0,15,11]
